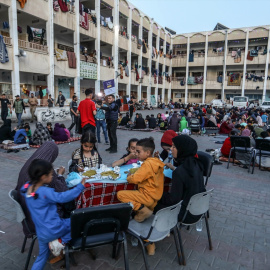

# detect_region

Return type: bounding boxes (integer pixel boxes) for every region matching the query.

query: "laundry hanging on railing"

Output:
[247,51,253,61]
[217,47,223,52]
[55,48,68,61]
[58,0,69,12]
[158,76,163,84]
[217,75,223,83]
[187,77,196,85]
[80,12,89,30]
[188,52,194,62]
[0,35,9,64]
[250,50,258,57]
[228,73,241,86]
[67,51,76,68]
[17,0,27,9]
[195,76,203,84]
[143,40,148,53]
[27,26,46,43]
[246,73,264,82]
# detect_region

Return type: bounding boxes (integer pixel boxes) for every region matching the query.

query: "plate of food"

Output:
[82,169,97,178]
[129,167,139,174]
[100,171,120,180]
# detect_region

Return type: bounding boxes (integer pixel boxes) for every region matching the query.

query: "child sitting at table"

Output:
[69,132,102,173]
[117,137,164,221]
[112,138,139,167]
[20,159,86,270]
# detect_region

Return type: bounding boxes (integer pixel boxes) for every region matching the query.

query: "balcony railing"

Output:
[3,36,12,46]
[18,39,48,53]
[208,51,224,57]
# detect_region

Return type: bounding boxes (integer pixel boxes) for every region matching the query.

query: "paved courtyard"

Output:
[0,109,269,270]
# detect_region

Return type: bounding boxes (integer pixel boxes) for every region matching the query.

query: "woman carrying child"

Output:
[112,138,138,167]
[69,132,102,173]
[21,159,86,270]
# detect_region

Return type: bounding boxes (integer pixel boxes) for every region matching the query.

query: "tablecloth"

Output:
[76,164,173,208]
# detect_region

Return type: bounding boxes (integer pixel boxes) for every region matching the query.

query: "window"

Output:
[233,97,247,102]
[175,93,185,98]
[191,93,202,98]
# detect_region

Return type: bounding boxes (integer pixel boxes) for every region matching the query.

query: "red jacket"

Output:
[221,137,232,157]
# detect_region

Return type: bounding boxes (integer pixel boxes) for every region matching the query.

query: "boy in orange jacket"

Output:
[117,137,165,222]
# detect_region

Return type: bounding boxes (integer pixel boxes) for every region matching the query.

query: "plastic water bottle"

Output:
[168,150,173,164]
[131,236,138,247]
[196,218,203,232]
[26,139,30,149]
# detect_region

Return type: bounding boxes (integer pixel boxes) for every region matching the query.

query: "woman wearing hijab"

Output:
[0,119,16,142]
[32,122,52,145]
[161,113,167,121]
[208,115,217,127]
[134,114,146,129]
[154,135,205,223]
[219,120,232,134]
[15,142,68,237]
[168,112,180,132]
[179,116,188,132]
[51,123,68,141]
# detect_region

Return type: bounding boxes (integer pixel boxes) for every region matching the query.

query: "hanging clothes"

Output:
[27,26,34,42]
[143,40,147,53]
[125,65,129,77]
[80,12,89,30]
[188,52,194,62]
[228,73,241,86]
[120,65,124,79]
[154,73,157,84]
[187,77,196,85]
[53,0,60,11]
[55,49,68,61]
[42,89,47,97]
[67,51,76,68]
[58,0,69,12]
[247,51,254,61]
[250,50,258,57]
[231,51,237,57]
[3,22,9,29]
[217,75,223,83]
[17,0,27,8]
[39,89,44,99]
[135,67,139,81]
[0,35,9,64]
[195,76,203,84]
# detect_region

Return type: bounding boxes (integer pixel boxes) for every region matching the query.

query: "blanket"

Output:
[55,48,68,61]
[30,137,81,148]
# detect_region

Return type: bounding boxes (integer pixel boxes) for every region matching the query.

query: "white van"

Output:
[232,96,249,108]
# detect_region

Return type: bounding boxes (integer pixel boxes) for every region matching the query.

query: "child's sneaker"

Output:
[49,239,64,256]
[146,243,156,255]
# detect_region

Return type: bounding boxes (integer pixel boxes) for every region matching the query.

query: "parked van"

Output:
[232,96,249,108]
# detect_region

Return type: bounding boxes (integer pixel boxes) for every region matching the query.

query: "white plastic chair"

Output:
[178,189,214,265]
[127,201,183,269]
[9,190,37,270]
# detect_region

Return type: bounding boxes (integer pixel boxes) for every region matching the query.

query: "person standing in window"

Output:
[56,91,66,107]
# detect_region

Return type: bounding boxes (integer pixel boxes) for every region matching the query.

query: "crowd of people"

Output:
[1,90,270,269]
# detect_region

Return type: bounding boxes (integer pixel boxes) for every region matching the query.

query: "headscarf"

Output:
[15,141,68,236]
[172,135,202,177]
[209,115,217,126]
[161,130,177,146]
[161,113,166,121]
[32,122,52,145]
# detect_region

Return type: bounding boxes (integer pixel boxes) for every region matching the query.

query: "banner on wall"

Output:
[103,79,116,96]
[150,95,156,106]
[80,61,97,80]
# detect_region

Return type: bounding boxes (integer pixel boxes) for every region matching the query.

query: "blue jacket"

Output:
[14,129,27,144]
[95,105,107,120]
[21,183,84,242]
[101,101,118,121]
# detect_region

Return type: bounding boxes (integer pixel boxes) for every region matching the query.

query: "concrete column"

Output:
[74,0,80,99]
[95,0,101,93]
[155,28,160,106]
[185,37,190,103]
[263,28,270,102]
[168,37,172,102]
[9,0,20,98]
[137,16,143,102]
[127,8,132,98]
[113,0,119,96]
[47,0,55,99]
[242,30,249,96]
[147,21,153,105]
[161,33,166,103]
[202,33,208,104]
[222,30,228,101]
